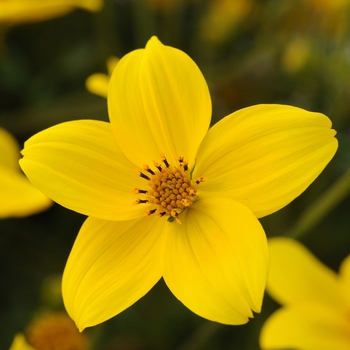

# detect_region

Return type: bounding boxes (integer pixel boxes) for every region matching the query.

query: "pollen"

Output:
[134,155,206,223]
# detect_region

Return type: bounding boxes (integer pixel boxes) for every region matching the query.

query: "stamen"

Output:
[145,209,157,216]
[133,188,148,194]
[134,169,151,180]
[161,153,170,168]
[153,161,162,171]
[134,199,148,204]
[196,177,207,184]
[134,155,206,223]
[143,164,155,175]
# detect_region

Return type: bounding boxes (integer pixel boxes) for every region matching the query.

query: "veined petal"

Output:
[162,198,268,325]
[20,120,149,221]
[62,215,165,331]
[108,36,211,168]
[266,237,343,309]
[260,304,350,350]
[194,104,338,218]
[0,168,52,218]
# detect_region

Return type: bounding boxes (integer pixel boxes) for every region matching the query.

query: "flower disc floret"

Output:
[134,155,205,222]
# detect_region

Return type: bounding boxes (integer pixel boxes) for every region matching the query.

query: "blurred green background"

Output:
[1,0,349,349]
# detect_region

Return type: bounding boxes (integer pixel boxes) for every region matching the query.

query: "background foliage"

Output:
[1,0,349,349]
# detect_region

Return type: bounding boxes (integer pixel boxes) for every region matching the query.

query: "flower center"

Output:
[134,154,206,223]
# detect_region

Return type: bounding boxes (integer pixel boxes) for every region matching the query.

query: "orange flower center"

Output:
[26,312,88,350]
[134,154,206,223]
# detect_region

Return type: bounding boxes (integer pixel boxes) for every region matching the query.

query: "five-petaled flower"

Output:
[260,237,350,350]
[20,36,338,330]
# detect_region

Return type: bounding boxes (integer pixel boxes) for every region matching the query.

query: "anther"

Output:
[145,209,157,216]
[134,169,151,180]
[143,164,155,175]
[161,153,170,168]
[196,177,206,184]
[153,161,162,171]
[133,188,148,194]
[138,171,150,180]
[135,199,148,204]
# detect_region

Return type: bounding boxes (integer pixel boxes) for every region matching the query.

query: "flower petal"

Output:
[162,198,268,325]
[20,120,149,221]
[0,127,21,171]
[108,36,211,168]
[62,215,165,331]
[260,304,350,350]
[0,0,103,24]
[194,104,338,218]
[85,73,109,98]
[339,255,350,309]
[9,334,35,350]
[0,168,52,218]
[266,237,343,309]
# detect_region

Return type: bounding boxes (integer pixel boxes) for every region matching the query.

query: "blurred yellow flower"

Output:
[9,312,89,350]
[307,0,350,13]
[260,237,350,350]
[85,56,119,98]
[282,37,311,73]
[20,36,337,330]
[0,127,51,218]
[200,0,252,43]
[0,0,103,25]
[9,334,35,350]
[26,312,89,350]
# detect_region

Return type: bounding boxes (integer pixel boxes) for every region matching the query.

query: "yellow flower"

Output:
[9,312,89,350]
[200,0,253,43]
[0,127,51,218]
[26,312,89,350]
[9,334,35,350]
[20,36,337,330]
[260,237,350,350]
[85,56,119,98]
[0,0,103,25]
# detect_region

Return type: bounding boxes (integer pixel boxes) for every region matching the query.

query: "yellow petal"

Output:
[85,57,119,98]
[9,334,35,350]
[108,36,211,168]
[0,0,103,24]
[0,168,52,218]
[260,304,350,350]
[106,56,119,75]
[85,73,109,98]
[0,127,21,171]
[339,255,350,309]
[20,120,148,221]
[62,216,165,330]
[194,104,338,218]
[266,237,343,309]
[162,198,268,325]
